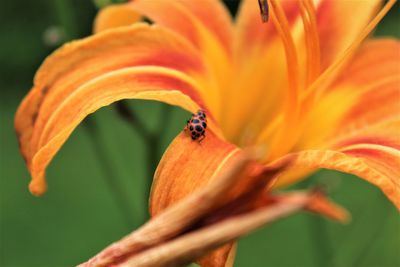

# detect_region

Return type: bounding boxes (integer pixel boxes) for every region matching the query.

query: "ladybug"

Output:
[185,110,207,142]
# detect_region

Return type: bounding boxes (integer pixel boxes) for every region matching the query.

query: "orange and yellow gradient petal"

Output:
[275,39,400,207]
[15,23,217,195]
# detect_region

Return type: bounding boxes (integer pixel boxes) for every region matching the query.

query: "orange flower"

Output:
[15,0,399,265]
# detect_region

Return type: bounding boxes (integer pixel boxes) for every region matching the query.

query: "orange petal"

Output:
[15,23,214,195]
[151,130,244,267]
[331,39,400,135]
[297,39,400,149]
[120,0,234,119]
[93,4,141,33]
[270,146,400,208]
[150,131,241,215]
[274,39,400,206]
[222,0,299,142]
[235,0,381,69]
[126,0,233,54]
[271,191,350,223]
[316,0,381,69]
[228,0,384,144]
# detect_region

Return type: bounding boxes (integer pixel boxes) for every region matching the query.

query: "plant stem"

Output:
[84,117,136,229]
[307,214,331,267]
[327,191,391,267]
[304,178,331,267]
[114,102,173,218]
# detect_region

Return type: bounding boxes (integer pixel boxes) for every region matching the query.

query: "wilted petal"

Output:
[80,149,255,267]
[15,24,212,195]
[81,190,346,267]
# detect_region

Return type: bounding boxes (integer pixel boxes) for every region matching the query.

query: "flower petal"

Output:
[150,130,247,267]
[271,147,400,208]
[316,0,381,69]
[330,39,400,134]
[93,4,141,33]
[126,0,233,55]
[226,0,382,143]
[119,0,234,119]
[223,0,299,142]
[235,0,381,69]
[297,39,400,149]
[274,39,400,207]
[151,130,240,215]
[15,23,213,195]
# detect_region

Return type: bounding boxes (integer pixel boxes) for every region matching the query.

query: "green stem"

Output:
[353,203,391,266]
[143,104,173,211]
[327,191,391,267]
[304,179,332,267]
[84,117,136,229]
[307,214,331,267]
[114,101,152,138]
[114,102,173,219]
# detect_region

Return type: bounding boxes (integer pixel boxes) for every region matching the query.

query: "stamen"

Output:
[265,0,301,160]
[269,0,300,109]
[299,0,320,86]
[302,0,396,103]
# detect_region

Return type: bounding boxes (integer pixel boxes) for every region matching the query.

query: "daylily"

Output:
[15,0,399,266]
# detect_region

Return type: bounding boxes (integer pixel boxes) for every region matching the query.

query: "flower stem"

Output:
[114,101,173,219]
[327,191,391,267]
[306,214,331,267]
[304,178,331,267]
[84,117,137,229]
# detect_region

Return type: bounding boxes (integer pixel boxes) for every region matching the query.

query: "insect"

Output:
[185,110,207,142]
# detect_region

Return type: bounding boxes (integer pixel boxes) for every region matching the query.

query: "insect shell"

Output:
[186,110,207,142]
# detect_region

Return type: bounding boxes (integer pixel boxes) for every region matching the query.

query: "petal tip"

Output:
[29,179,47,196]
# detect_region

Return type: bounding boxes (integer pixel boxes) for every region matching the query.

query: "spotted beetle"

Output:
[185,110,207,142]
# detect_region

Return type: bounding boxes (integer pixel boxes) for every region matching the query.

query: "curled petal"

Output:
[15,23,214,195]
[22,67,209,196]
[270,148,400,208]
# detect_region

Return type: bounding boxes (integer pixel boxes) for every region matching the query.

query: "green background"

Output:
[0,1,399,266]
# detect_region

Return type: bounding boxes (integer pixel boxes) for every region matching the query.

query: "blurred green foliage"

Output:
[0,1,399,266]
